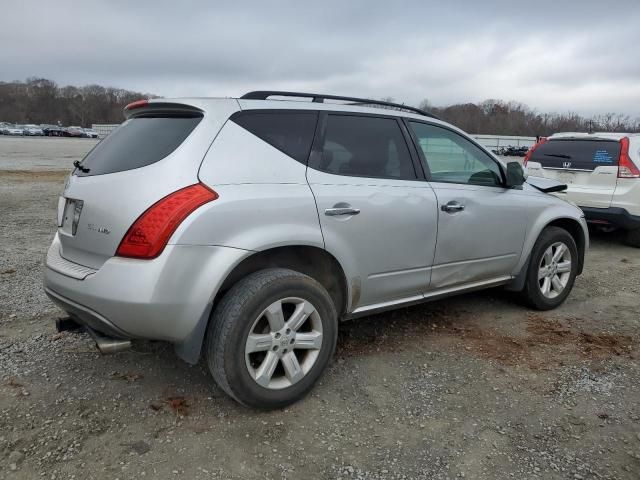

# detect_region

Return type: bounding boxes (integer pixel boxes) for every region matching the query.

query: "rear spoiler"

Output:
[124,100,203,119]
[526,175,567,193]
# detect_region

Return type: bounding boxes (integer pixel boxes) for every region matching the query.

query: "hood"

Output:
[526,175,567,193]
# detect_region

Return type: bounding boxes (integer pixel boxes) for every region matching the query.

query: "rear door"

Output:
[307,113,438,309]
[526,138,620,208]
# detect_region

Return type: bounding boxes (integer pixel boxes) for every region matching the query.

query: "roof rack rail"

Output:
[240,91,439,120]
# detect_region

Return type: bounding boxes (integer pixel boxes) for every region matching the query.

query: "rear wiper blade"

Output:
[73,160,90,173]
[544,153,571,159]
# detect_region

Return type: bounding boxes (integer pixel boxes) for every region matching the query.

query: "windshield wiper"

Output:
[544,153,571,159]
[73,160,90,173]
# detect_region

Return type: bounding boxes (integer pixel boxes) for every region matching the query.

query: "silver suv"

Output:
[44,91,588,408]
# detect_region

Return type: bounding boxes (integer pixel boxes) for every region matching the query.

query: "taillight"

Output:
[125,99,149,110]
[116,184,218,259]
[523,137,547,166]
[617,137,640,178]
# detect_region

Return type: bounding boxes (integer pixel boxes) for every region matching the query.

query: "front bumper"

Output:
[581,207,640,230]
[44,234,249,342]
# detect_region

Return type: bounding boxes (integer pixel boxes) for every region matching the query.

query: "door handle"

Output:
[325,206,360,216]
[441,202,465,213]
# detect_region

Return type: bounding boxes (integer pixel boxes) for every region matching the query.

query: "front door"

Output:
[406,120,528,289]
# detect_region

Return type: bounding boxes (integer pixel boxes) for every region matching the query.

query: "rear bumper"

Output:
[581,206,640,230]
[44,234,249,343]
[45,287,130,338]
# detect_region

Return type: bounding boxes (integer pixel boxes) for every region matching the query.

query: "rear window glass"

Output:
[232,111,318,163]
[530,139,620,170]
[76,116,201,176]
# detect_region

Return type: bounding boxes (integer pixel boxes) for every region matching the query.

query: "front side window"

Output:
[313,115,416,179]
[409,122,503,186]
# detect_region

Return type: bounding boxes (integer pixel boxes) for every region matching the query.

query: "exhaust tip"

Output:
[84,326,132,354]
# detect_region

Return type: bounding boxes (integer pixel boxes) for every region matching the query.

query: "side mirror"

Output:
[505,161,526,188]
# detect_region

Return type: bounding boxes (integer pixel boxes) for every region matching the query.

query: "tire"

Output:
[205,268,338,409]
[522,226,579,310]
[624,228,640,248]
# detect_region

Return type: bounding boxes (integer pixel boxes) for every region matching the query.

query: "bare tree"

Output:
[0,78,156,126]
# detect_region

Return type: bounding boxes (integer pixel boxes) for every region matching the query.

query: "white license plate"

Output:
[60,198,83,236]
[558,171,575,184]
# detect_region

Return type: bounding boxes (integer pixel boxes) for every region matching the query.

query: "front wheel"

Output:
[205,268,338,409]
[522,227,579,310]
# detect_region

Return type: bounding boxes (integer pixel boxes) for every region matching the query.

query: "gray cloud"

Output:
[2,0,639,116]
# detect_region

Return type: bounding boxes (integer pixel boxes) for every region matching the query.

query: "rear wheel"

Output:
[205,268,337,409]
[522,227,578,310]
[624,228,640,248]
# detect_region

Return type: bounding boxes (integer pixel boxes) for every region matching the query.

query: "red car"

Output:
[65,126,84,137]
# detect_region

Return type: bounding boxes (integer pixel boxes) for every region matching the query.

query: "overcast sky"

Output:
[2,1,639,117]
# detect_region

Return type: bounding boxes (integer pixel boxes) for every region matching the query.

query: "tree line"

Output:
[418,99,640,136]
[0,78,155,127]
[1,78,639,135]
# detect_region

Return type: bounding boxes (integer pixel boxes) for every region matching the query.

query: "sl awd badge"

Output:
[87,223,111,235]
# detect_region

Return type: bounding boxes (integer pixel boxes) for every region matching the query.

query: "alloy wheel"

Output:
[537,241,572,299]
[245,297,323,390]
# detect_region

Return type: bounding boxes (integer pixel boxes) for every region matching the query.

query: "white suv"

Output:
[525,132,640,246]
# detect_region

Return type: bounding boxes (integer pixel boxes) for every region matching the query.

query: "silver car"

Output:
[44,92,588,408]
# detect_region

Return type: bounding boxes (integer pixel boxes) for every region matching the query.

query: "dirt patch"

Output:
[442,313,635,368]
[579,331,634,357]
[336,304,462,357]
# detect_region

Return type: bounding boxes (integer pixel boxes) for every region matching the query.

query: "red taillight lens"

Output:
[116,184,218,259]
[523,137,547,166]
[125,99,149,110]
[617,137,640,178]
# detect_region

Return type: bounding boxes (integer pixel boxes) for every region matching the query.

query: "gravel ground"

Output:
[1,137,640,479]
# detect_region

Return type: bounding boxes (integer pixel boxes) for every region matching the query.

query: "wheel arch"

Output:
[543,217,586,275]
[508,214,587,292]
[212,245,349,318]
[174,245,349,364]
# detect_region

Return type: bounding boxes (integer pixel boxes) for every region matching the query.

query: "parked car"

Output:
[43,125,66,137]
[23,124,44,136]
[45,92,588,409]
[65,126,84,137]
[525,132,640,247]
[82,128,99,138]
[4,124,24,136]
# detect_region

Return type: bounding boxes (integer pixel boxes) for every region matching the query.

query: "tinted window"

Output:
[76,116,201,176]
[232,111,318,163]
[313,115,415,179]
[409,122,502,186]
[530,139,620,170]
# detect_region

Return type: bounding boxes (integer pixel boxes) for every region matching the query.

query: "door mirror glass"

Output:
[505,161,526,188]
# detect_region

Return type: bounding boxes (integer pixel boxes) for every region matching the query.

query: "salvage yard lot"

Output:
[1,137,639,479]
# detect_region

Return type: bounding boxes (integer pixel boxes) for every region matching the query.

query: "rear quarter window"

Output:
[76,116,202,176]
[530,139,620,170]
[231,111,318,164]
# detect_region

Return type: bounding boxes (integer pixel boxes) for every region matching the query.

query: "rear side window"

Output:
[232,111,318,163]
[76,116,202,176]
[530,139,621,170]
[312,115,416,179]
